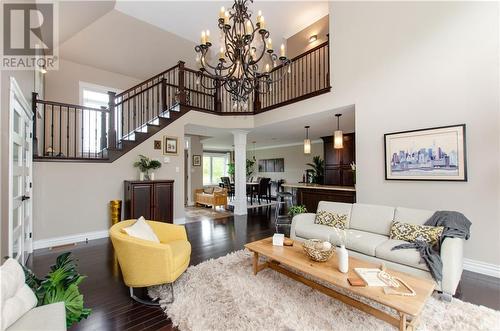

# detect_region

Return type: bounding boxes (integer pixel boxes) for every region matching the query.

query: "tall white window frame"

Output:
[79,82,120,154]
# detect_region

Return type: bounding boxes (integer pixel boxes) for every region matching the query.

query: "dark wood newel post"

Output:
[326,33,330,86]
[100,106,107,150]
[253,81,261,113]
[214,79,222,112]
[177,61,186,105]
[107,91,117,149]
[32,92,39,156]
[160,78,167,112]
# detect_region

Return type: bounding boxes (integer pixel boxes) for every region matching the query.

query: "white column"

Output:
[232,130,248,215]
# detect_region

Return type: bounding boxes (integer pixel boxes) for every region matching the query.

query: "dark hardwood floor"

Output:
[28,206,499,331]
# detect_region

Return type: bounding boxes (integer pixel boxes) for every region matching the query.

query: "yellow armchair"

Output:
[109,220,191,304]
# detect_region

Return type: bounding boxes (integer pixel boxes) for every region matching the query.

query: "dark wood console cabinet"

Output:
[124,180,174,223]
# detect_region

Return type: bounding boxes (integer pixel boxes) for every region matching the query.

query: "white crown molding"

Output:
[33,230,109,250]
[463,258,500,279]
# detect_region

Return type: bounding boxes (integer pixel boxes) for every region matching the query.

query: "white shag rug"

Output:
[149,250,500,331]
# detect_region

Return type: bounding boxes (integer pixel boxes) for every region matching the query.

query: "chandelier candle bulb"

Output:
[206,30,211,45]
[201,31,206,45]
[280,44,286,58]
[267,38,272,50]
[219,7,225,19]
[265,63,270,73]
[224,11,229,25]
[246,21,252,35]
[260,16,265,30]
[219,47,225,60]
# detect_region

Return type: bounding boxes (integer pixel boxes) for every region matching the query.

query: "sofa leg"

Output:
[129,287,160,306]
[439,291,453,302]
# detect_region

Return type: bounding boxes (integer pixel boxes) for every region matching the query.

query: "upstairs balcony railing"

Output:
[33,41,330,160]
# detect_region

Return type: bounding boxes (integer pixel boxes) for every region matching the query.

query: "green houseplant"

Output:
[133,154,161,180]
[246,159,255,177]
[288,205,307,218]
[227,162,235,181]
[306,156,325,184]
[23,252,91,327]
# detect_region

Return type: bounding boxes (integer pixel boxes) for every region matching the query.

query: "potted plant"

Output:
[306,156,325,184]
[350,162,356,186]
[227,162,235,181]
[23,252,91,327]
[288,205,307,218]
[133,154,161,180]
[246,159,255,178]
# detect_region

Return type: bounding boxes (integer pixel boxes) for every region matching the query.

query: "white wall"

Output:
[45,58,141,104]
[33,112,253,242]
[257,2,500,266]
[247,142,324,183]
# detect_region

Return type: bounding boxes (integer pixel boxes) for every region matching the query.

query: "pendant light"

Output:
[304,126,311,154]
[334,114,344,149]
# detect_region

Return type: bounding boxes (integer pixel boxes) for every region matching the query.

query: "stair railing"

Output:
[33,93,110,159]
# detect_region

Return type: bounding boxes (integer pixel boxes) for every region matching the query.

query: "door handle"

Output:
[21,195,30,201]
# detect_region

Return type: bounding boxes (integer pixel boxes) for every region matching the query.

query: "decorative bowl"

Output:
[302,239,335,262]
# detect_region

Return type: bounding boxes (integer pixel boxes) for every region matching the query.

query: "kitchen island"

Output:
[281,183,356,212]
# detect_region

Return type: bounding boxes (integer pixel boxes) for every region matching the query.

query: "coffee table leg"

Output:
[253,252,259,275]
[399,312,407,331]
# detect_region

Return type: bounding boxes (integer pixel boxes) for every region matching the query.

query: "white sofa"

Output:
[1,258,66,331]
[290,201,464,299]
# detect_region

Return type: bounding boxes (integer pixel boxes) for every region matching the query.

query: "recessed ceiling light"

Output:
[309,35,318,43]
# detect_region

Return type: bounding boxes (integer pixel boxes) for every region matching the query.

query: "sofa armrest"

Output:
[194,189,204,194]
[440,237,464,296]
[7,302,66,331]
[149,222,188,242]
[290,213,316,239]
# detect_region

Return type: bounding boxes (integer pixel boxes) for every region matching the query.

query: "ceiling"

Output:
[58,10,197,79]
[186,105,355,150]
[55,1,329,80]
[115,1,329,44]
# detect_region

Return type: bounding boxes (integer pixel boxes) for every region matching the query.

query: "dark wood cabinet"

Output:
[124,180,174,223]
[322,133,355,186]
[297,188,356,213]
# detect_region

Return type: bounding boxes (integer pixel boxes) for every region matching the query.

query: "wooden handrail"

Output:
[115,63,179,98]
[36,99,108,112]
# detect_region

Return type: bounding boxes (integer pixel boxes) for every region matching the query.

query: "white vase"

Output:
[150,172,155,180]
[139,172,145,181]
[338,245,349,273]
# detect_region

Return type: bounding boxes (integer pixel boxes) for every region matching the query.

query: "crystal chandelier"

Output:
[195,0,291,104]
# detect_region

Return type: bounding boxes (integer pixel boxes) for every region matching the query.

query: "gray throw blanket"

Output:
[392,211,471,282]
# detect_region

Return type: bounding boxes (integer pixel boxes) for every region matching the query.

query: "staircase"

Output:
[33,41,331,162]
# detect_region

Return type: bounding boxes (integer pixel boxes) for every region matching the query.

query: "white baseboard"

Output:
[463,258,500,278]
[33,230,109,250]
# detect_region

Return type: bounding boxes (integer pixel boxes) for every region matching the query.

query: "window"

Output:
[203,152,230,185]
[81,87,109,153]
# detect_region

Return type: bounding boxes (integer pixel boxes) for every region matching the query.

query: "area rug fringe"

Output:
[149,250,500,331]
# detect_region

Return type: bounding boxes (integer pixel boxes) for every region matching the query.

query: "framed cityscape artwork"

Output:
[384,124,467,181]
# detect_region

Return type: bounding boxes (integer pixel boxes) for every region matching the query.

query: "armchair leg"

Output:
[129,283,174,306]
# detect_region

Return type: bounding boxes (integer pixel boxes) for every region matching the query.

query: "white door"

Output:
[9,78,33,264]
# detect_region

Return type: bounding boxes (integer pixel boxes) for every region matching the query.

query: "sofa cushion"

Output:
[350,203,395,236]
[316,202,353,228]
[375,239,429,271]
[330,229,388,256]
[295,223,336,242]
[390,221,444,246]
[203,187,215,194]
[394,207,435,226]
[1,258,38,331]
[314,211,348,229]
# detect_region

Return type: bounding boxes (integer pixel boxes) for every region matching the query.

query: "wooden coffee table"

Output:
[245,237,435,331]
